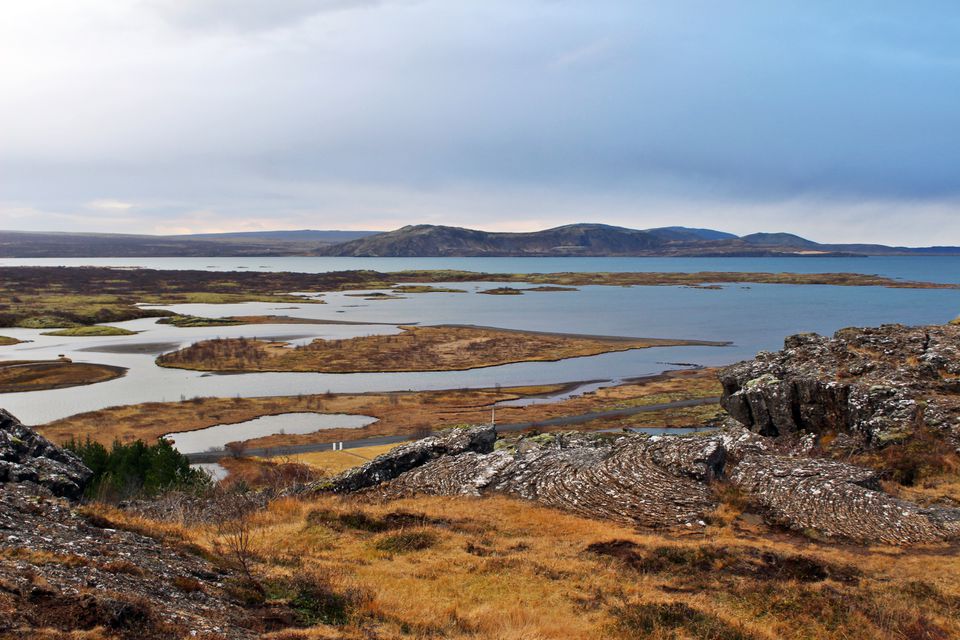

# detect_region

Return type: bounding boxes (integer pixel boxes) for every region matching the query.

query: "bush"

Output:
[610,602,756,640]
[65,436,210,501]
[373,529,438,554]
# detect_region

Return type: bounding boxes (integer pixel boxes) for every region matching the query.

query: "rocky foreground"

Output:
[315,323,960,545]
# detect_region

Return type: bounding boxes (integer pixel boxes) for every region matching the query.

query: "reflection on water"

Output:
[165,412,377,454]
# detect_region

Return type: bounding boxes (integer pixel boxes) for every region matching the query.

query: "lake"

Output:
[0,256,957,426]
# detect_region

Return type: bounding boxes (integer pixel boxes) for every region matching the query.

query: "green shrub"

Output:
[65,437,210,500]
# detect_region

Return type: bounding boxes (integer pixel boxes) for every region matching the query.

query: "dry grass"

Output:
[84,489,960,640]
[0,359,125,393]
[156,325,719,374]
[40,370,721,449]
[290,443,404,475]
[0,336,22,346]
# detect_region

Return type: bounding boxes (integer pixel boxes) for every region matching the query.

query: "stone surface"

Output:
[0,408,92,499]
[323,424,497,493]
[363,431,726,528]
[729,453,960,544]
[0,483,257,639]
[719,324,960,447]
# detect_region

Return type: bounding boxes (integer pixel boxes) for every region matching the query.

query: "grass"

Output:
[40,370,721,450]
[0,359,126,393]
[41,325,137,336]
[0,336,22,346]
[155,325,721,374]
[82,488,960,640]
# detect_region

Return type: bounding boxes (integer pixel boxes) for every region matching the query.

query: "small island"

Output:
[0,359,126,393]
[156,324,726,373]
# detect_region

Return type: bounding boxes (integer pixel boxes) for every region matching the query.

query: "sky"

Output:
[1,1,959,245]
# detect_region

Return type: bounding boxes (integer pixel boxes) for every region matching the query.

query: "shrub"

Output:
[610,602,756,640]
[65,436,210,501]
[373,529,438,554]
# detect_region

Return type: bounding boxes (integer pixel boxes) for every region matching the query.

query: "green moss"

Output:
[42,326,138,337]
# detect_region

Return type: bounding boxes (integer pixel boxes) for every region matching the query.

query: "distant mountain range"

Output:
[314,224,960,258]
[0,225,957,258]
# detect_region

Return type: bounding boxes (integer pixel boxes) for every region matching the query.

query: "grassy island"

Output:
[0,359,126,393]
[155,325,724,374]
[41,325,137,337]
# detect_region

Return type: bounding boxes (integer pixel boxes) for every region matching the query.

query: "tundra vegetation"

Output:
[155,325,722,374]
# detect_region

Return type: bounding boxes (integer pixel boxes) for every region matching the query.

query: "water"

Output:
[3,255,960,283]
[1,258,957,428]
[165,412,377,454]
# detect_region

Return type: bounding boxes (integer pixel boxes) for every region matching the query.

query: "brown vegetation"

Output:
[40,370,721,450]
[83,487,960,640]
[0,336,22,346]
[0,359,126,393]
[155,325,721,373]
[37,370,719,448]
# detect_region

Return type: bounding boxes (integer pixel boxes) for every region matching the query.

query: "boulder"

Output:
[0,409,92,499]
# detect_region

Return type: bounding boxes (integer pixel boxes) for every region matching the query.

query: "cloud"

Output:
[86,199,135,213]
[147,0,386,32]
[0,1,958,243]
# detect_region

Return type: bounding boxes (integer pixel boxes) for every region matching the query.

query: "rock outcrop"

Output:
[0,483,257,639]
[377,431,725,528]
[0,408,92,499]
[719,324,960,447]
[315,324,960,545]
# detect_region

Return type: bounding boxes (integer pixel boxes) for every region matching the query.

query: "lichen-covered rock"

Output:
[0,409,92,499]
[368,431,726,528]
[322,424,497,493]
[729,453,960,544]
[720,324,960,447]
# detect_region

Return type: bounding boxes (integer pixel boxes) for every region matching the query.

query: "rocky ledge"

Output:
[312,324,960,545]
[720,323,960,448]
[0,408,91,499]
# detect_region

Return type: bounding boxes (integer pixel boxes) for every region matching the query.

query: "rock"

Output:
[719,324,960,447]
[360,431,726,528]
[0,409,92,499]
[320,424,497,494]
[729,453,960,544]
[0,483,255,639]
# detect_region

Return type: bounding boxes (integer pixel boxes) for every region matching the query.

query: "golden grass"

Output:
[85,489,960,640]
[41,370,720,450]
[0,360,125,393]
[156,325,719,374]
[290,443,405,474]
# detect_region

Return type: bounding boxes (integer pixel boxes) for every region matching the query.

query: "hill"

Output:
[317,223,957,257]
[2,225,958,257]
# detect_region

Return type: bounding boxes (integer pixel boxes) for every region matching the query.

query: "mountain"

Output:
[648,226,740,241]
[2,225,958,257]
[318,223,668,257]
